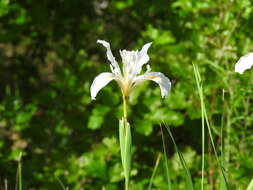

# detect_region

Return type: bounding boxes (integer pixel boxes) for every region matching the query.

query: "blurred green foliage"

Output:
[0,0,253,189]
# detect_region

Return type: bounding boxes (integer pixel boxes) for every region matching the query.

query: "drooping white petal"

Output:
[235,52,253,74]
[134,72,171,98]
[97,40,121,75]
[90,72,115,100]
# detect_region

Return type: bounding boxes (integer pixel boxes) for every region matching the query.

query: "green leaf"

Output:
[109,163,124,183]
[119,119,125,166]
[247,178,253,190]
[88,105,109,130]
[135,119,153,136]
[119,118,132,188]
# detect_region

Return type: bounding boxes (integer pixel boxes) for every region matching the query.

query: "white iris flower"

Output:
[235,52,253,74]
[90,40,171,100]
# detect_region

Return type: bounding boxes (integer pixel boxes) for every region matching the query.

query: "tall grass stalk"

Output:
[15,152,22,190]
[148,153,161,190]
[55,175,68,190]
[193,63,230,190]
[4,179,8,190]
[164,125,194,190]
[193,63,205,190]
[161,126,172,190]
[220,89,227,190]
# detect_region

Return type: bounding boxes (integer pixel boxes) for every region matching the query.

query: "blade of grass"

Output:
[220,89,227,190]
[148,153,162,190]
[204,98,230,189]
[55,175,67,190]
[247,178,253,190]
[193,63,205,190]
[161,126,172,190]
[164,125,194,190]
[4,179,8,190]
[15,152,22,190]
[192,63,230,190]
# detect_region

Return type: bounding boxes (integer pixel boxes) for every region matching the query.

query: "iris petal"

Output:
[90,72,115,100]
[134,72,171,98]
[136,42,152,74]
[97,40,121,75]
[235,52,253,74]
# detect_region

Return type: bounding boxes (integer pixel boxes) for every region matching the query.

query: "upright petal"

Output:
[134,72,171,98]
[90,72,115,100]
[120,49,138,78]
[136,42,152,73]
[97,40,121,74]
[235,52,253,74]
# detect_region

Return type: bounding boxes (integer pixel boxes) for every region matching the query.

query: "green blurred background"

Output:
[0,0,253,189]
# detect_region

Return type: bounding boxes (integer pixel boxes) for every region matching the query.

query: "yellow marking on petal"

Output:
[148,76,157,79]
[148,76,162,82]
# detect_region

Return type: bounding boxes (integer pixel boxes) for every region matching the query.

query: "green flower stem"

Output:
[123,95,128,120]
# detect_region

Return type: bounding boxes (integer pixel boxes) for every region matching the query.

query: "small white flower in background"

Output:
[90,40,171,100]
[235,52,253,74]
